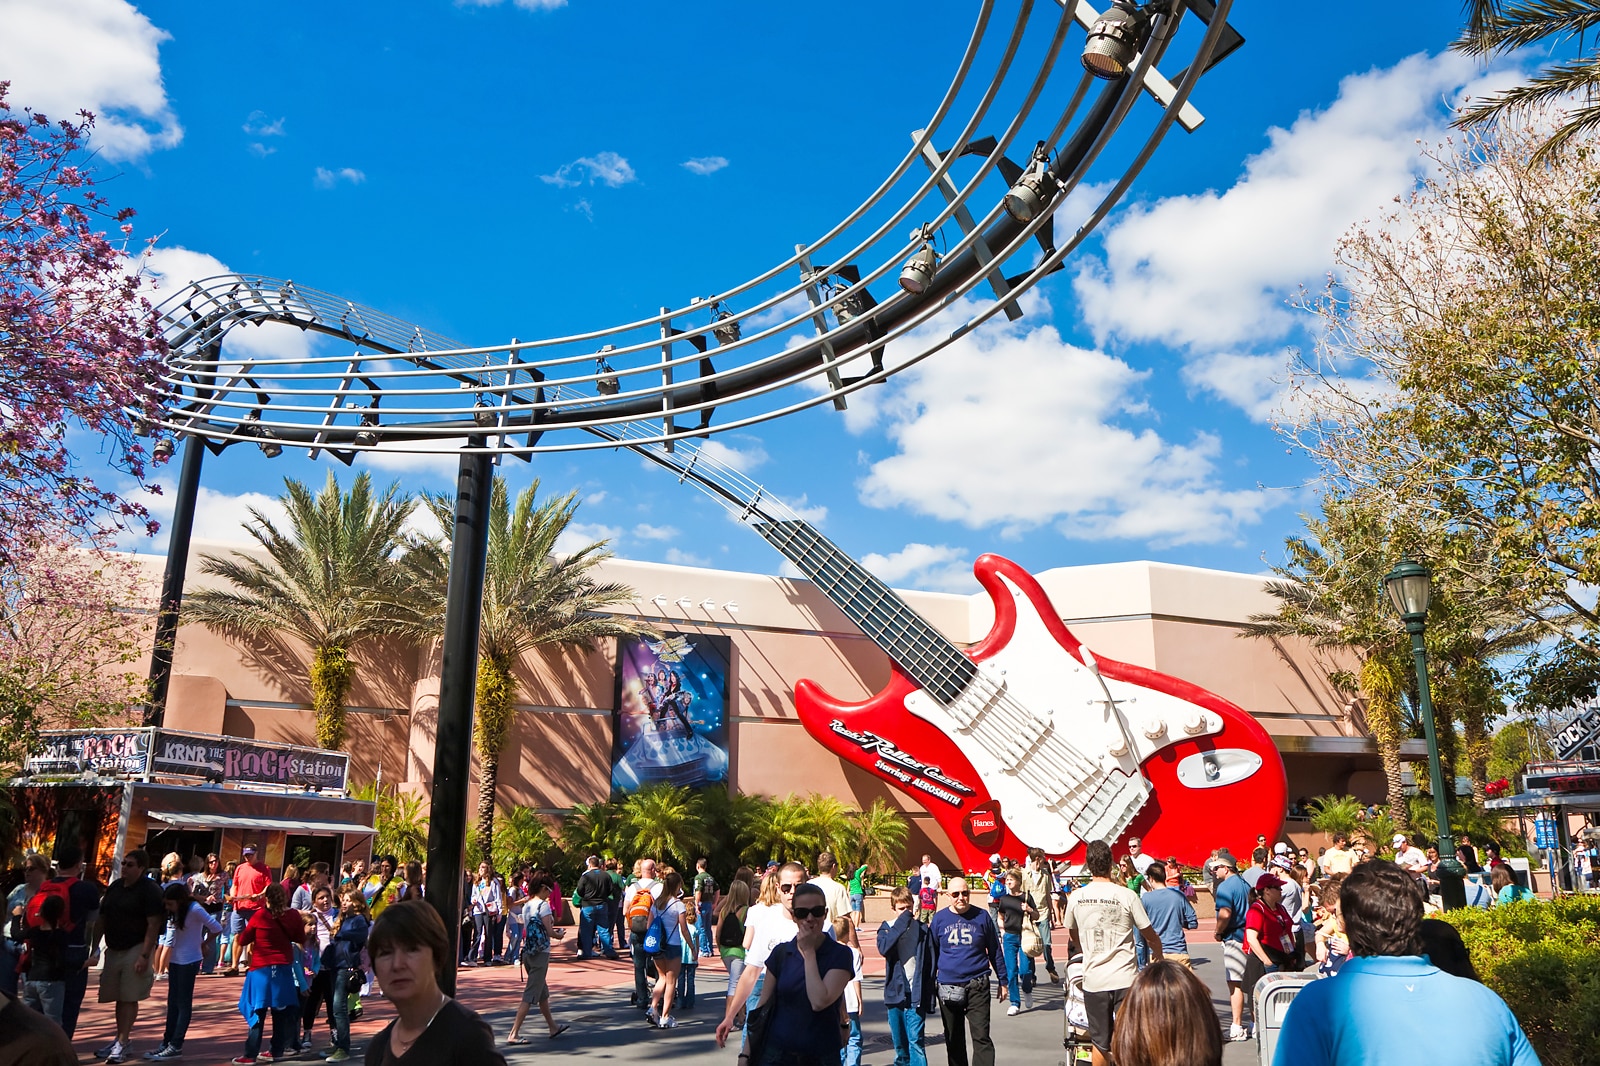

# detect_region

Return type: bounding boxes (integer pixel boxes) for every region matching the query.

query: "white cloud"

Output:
[1181,351,1289,423]
[314,167,367,189]
[0,0,181,160]
[854,312,1274,547]
[540,151,636,189]
[139,246,314,362]
[681,156,729,176]
[665,547,710,567]
[247,142,276,158]
[354,448,461,479]
[782,494,828,525]
[556,521,621,555]
[242,111,286,137]
[633,523,678,541]
[698,437,768,473]
[117,485,289,553]
[570,197,594,221]
[586,490,608,506]
[457,0,566,9]
[861,543,976,594]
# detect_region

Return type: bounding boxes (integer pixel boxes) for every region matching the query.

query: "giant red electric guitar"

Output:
[749,518,1287,872]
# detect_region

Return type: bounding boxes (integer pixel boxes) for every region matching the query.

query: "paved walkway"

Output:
[61,924,1268,1065]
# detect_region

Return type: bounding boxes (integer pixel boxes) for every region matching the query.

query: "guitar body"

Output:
[794,553,1286,871]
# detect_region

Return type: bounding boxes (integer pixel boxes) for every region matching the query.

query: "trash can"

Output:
[1254,971,1316,1065]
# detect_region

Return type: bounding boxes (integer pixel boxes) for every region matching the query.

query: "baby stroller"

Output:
[1062,953,1092,1064]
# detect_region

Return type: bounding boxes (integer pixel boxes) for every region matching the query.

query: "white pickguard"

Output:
[903,572,1224,853]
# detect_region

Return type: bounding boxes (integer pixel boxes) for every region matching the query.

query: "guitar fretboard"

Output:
[751,519,977,706]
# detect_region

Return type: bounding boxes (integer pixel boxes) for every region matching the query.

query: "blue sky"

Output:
[3,0,1513,592]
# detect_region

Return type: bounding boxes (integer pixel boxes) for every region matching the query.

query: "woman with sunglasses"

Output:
[747,883,854,1066]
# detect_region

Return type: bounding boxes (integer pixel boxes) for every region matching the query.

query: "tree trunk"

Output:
[1380,737,1409,833]
[473,655,516,868]
[310,645,354,750]
[1362,656,1409,833]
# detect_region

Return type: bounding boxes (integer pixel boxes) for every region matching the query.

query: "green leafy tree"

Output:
[493,805,555,874]
[1453,3,1600,161]
[739,794,814,864]
[619,783,709,867]
[796,792,855,863]
[353,781,429,864]
[406,478,652,863]
[560,798,626,859]
[848,799,911,873]
[186,472,415,749]
[1489,719,1543,791]
[1306,794,1364,841]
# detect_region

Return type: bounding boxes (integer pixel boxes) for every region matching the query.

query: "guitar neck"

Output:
[750,519,975,705]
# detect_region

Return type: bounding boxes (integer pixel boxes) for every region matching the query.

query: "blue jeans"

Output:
[676,961,697,1008]
[579,905,614,957]
[886,1006,927,1066]
[331,967,356,1051]
[62,963,88,1038]
[242,1007,296,1060]
[697,903,715,956]
[162,961,200,1049]
[841,1011,862,1066]
[23,979,65,1025]
[1001,933,1035,1005]
[723,953,745,1001]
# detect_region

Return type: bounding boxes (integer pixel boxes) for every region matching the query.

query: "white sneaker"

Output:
[1229,1024,1248,1042]
[1023,992,1034,1011]
[1006,1004,1019,1016]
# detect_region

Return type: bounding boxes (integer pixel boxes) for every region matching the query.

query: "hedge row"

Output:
[1442,897,1600,1066]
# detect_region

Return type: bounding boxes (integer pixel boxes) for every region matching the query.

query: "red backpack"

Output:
[25,878,76,933]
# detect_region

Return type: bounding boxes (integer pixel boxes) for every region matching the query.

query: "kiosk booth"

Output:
[9,728,375,879]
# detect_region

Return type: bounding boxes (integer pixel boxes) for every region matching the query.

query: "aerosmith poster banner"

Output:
[611,633,730,792]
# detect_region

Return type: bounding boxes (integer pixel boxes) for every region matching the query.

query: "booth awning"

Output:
[148,811,374,836]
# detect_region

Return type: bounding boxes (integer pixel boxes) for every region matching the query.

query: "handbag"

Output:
[744,941,787,1065]
[1020,917,1043,959]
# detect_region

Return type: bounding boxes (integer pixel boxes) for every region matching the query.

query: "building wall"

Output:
[123,541,1384,868]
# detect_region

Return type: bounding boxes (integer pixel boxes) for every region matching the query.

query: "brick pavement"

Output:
[60,916,1262,1065]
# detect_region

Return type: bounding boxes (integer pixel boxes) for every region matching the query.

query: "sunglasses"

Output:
[949,890,970,898]
[779,883,797,894]
[793,905,829,920]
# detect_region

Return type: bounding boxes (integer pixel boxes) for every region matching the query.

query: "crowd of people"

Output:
[0,826,1548,1066]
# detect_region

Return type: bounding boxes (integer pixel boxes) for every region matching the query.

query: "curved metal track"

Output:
[150,0,1240,458]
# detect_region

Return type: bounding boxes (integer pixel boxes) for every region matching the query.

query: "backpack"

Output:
[25,879,76,934]
[524,901,551,955]
[627,886,655,935]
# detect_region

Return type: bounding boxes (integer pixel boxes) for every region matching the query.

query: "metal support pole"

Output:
[144,434,206,725]
[1408,624,1466,909]
[423,439,493,991]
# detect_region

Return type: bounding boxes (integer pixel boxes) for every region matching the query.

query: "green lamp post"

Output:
[1383,556,1468,910]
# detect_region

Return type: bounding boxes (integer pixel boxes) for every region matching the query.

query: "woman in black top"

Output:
[364,901,506,1066]
[749,883,854,1066]
[993,872,1038,1014]
[713,878,750,1009]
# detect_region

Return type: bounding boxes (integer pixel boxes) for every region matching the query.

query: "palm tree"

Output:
[850,798,911,872]
[1454,2,1600,160]
[560,798,626,859]
[353,781,430,864]
[796,792,855,861]
[186,472,416,749]
[740,794,815,864]
[405,477,653,861]
[619,783,709,866]
[493,805,555,874]
[1306,794,1364,842]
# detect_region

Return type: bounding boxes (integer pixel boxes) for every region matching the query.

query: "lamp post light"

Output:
[1383,557,1468,910]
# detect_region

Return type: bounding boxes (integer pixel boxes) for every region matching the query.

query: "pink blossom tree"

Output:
[0,80,169,567]
[0,523,154,768]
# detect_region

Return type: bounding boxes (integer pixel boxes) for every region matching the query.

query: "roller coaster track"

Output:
[149,0,1241,458]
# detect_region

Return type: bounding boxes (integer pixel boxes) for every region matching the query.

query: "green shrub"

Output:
[1443,898,1600,1065]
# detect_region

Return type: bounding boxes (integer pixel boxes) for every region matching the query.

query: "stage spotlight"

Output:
[596,344,621,395]
[899,226,939,295]
[1004,142,1055,223]
[1082,1,1150,79]
[244,410,283,458]
[710,301,741,345]
[473,398,496,427]
[152,438,176,462]
[354,410,379,447]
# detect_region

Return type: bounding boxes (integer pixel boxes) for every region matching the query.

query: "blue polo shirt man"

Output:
[1273,860,1538,1066]
[1138,862,1197,963]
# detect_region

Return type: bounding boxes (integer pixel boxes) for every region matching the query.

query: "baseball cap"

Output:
[1255,873,1285,891]
[1209,855,1237,872]
[1273,842,1290,856]
[242,845,257,855]
[1392,834,1406,846]
[989,853,1001,865]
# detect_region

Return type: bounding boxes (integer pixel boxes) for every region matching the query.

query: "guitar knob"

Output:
[1141,716,1167,739]
[1106,735,1130,758]
[1182,710,1207,735]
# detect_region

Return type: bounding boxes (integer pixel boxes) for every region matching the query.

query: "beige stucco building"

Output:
[127,540,1418,865]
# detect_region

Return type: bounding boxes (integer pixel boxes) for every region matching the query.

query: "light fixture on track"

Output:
[1004,141,1057,223]
[898,225,940,295]
[1082,0,1154,80]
